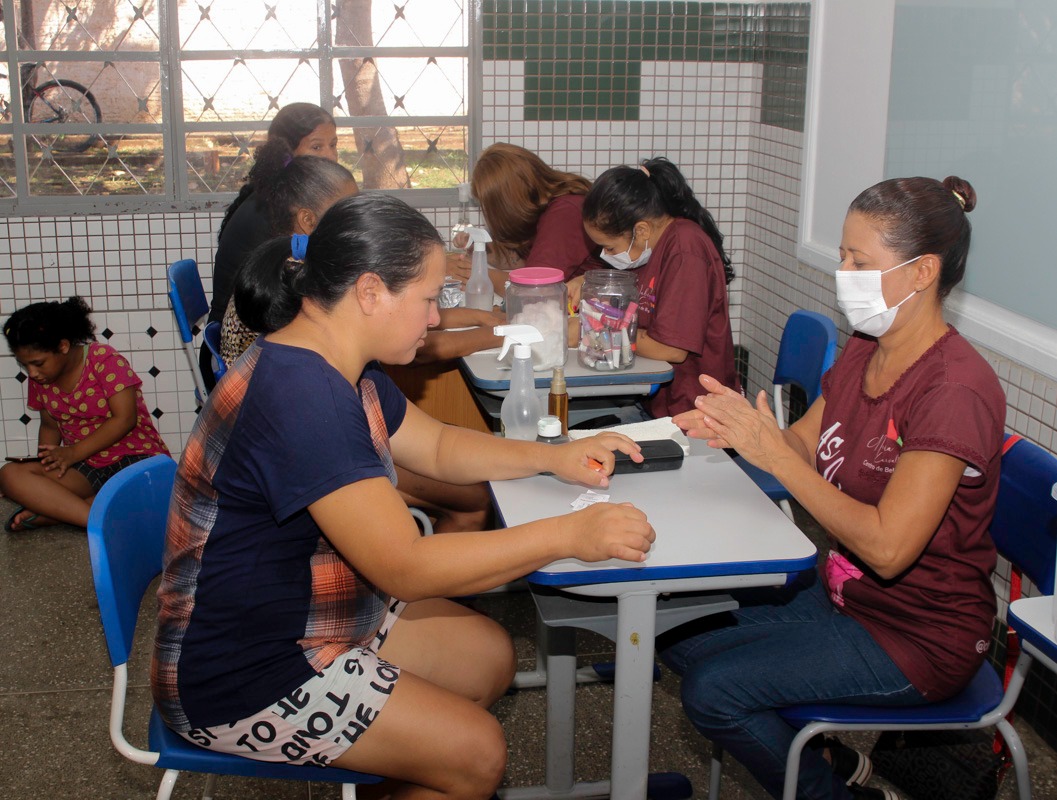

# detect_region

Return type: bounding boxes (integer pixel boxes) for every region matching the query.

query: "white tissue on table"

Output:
[568,416,691,455]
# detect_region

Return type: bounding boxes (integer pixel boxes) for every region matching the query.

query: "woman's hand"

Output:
[567,313,581,348]
[566,275,586,310]
[674,374,787,471]
[446,250,472,283]
[38,443,78,477]
[563,501,655,563]
[547,432,643,488]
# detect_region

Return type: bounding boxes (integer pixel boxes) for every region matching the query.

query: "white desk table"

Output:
[460,347,674,398]
[490,441,817,800]
[1009,595,1057,674]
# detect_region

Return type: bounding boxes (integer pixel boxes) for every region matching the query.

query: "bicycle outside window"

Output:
[0,0,478,215]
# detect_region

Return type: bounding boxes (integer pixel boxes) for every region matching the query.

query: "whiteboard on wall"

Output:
[797,0,1057,378]
[796,0,895,269]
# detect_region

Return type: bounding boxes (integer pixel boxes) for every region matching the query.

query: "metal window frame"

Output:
[0,0,480,216]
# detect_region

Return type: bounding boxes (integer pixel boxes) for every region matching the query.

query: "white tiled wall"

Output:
[481,58,759,348]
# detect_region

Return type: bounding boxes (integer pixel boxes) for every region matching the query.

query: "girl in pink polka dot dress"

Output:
[1,296,170,532]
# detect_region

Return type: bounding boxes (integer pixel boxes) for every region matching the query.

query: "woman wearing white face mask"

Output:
[664,176,1005,800]
[578,157,738,419]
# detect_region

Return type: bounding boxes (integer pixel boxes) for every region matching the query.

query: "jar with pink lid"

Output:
[505,267,568,370]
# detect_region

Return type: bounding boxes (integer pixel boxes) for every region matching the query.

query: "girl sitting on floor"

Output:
[1,297,170,532]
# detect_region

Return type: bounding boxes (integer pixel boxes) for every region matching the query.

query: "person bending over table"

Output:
[152,193,655,800]
[577,157,739,420]
[664,176,1005,800]
[452,142,605,291]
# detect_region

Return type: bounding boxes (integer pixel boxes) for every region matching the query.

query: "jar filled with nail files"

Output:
[505,267,568,370]
[578,269,637,370]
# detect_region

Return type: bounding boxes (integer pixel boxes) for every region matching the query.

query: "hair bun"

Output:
[942,176,976,213]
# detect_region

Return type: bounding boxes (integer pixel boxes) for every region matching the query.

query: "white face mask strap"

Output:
[882,254,922,275]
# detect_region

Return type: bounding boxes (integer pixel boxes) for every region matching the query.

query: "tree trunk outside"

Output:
[334,0,410,189]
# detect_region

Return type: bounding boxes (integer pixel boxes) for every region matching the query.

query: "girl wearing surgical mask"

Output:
[668,176,1005,800]
[579,157,738,418]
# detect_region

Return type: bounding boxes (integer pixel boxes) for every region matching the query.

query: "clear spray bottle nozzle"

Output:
[465,226,493,251]
[494,324,543,361]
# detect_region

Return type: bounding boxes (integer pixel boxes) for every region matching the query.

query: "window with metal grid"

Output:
[0,0,474,214]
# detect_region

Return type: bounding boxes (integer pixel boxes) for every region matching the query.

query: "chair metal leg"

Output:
[997,718,1032,800]
[156,768,181,800]
[707,744,723,800]
[201,773,218,800]
[782,721,826,800]
[778,498,794,521]
[182,341,209,406]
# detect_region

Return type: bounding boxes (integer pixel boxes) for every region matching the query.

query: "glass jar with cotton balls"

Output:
[504,267,569,371]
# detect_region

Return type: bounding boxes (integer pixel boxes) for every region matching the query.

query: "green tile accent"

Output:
[524,61,642,122]
[482,1,809,130]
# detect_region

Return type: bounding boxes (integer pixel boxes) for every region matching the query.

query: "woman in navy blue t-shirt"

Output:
[153,193,656,798]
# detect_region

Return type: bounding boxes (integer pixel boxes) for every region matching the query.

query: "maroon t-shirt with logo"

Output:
[525,194,605,279]
[817,328,1005,700]
[634,218,738,418]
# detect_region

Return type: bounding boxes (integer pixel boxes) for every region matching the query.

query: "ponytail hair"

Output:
[3,296,96,353]
[235,193,443,334]
[218,102,337,241]
[256,155,357,233]
[583,157,734,284]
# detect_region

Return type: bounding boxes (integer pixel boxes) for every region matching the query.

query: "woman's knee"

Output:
[455,714,507,798]
[679,659,748,736]
[473,618,517,705]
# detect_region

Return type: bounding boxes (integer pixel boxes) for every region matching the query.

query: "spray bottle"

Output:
[464,226,494,311]
[450,182,472,250]
[495,324,544,440]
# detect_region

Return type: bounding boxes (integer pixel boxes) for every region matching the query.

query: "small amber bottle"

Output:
[548,366,569,436]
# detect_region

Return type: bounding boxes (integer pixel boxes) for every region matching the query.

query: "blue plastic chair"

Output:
[735,310,839,518]
[202,320,227,381]
[707,434,1047,800]
[86,455,383,800]
[1004,437,1057,776]
[166,258,211,405]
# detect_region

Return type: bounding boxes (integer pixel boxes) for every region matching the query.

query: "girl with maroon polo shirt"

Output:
[467,142,605,289]
[580,157,738,418]
[665,176,1005,800]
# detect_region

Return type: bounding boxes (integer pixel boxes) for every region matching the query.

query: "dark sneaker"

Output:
[849,783,901,800]
[825,736,872,787]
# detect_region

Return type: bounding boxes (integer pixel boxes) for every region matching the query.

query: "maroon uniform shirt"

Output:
[817,328,1005,699]
[633,218,737,417]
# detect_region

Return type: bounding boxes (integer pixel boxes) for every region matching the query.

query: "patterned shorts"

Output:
[178,598,405,767]
[75,454,153,492]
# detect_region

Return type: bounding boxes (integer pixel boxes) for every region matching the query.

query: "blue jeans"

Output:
[659,572,925,800]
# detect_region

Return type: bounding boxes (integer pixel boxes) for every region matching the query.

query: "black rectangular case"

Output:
[611,438,685,474]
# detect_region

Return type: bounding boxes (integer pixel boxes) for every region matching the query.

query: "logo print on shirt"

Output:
[816,421,845,488]
[638,276,657,320]
[886,417,903,447]
[864,417,901,475]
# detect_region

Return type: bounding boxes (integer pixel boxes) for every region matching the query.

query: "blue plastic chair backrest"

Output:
[203,320,227,379]
[991,435,1057,595]
[167,259,209,345]
[772,310,839,406]
[86,455,178,667]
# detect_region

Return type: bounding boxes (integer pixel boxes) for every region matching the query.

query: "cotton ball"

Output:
[510,300,566,370]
